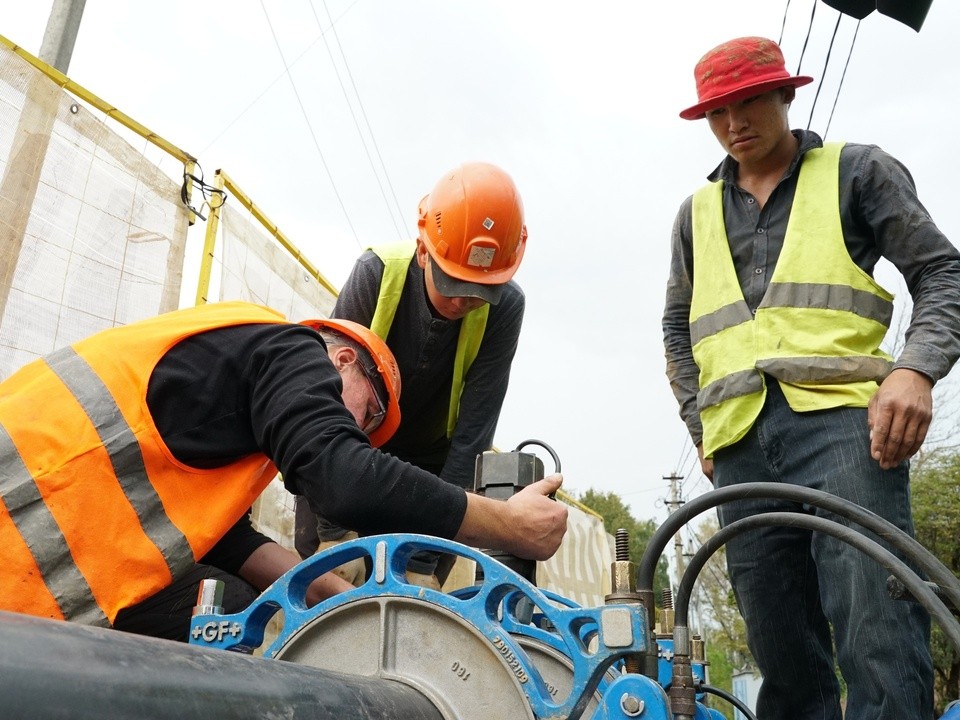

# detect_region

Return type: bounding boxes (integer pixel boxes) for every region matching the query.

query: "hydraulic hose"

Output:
[696,682,758,720]
[668,511,960,720]
[514,439,561,473]
[637,482,960,613]
[674,511,960,649]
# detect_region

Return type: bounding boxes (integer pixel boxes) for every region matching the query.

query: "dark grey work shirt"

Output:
[311,249,524,546]
[333,249,525,486]
[663,129,960,446]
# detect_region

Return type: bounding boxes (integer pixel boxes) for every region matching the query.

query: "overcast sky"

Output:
[4,0,959,522]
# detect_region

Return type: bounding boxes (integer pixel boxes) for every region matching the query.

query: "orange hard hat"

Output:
[300,318,401,448]
[417,162,527,300]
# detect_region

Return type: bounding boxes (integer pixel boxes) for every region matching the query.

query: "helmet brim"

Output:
[430,258,504,305]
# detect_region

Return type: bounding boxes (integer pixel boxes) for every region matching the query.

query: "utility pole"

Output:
[664,473,686,588]
[39,0,87,73]
[0,0,86,325]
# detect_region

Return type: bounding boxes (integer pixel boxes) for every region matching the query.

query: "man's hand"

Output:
[456,474,568,561]
[868,368,934,469]
[696,443,714,482]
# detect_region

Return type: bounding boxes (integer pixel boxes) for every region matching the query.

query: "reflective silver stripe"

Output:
[757,355,893,384]
[45,347,195,586]
[759,282,893,325]
[698,370,764,410]
[690,301,753,346]
[0,422,109,626]
[699,355,891,410]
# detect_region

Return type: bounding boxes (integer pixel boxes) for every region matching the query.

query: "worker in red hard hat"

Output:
[0,300,566,640]
[664,36,960,719]
[296,162,531,590]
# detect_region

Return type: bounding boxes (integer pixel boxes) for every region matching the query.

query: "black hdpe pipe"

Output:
[0,611,444,720]
[636,482,960,685]
[668,512,960,720]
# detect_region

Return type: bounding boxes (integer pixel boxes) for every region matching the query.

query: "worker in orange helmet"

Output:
[0,300,566,640]
[295,162,530,589]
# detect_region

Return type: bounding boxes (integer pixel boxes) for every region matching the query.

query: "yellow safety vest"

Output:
[370,242,488,439]
[0,301,285,625]
[690,142,894,457]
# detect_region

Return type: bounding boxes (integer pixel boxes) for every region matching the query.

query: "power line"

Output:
[198,38,322,156]
[310,0,407,240]
[675,433,694,476]
[824,20,860,140]
[806,11,843,131]
[319,0,406,232]
[198,1,360,156]
[794,0,818,77]
[778,0,792,45]
[260,0,362,249]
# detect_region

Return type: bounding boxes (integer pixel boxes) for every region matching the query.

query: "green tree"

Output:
[911,449,960,714]
[577,489,671,604]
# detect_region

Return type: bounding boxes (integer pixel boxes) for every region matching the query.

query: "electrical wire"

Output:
[180,162,226,221]
[259,0,362,249]
[309,0,407,240]
[778,0,792,46]
[686,524,732,599]
[823,20,861,140]
[795,0,818,77]
[197,38,322,156]
[806,12,843,131]
[675,434,693,477]
[198,0,361,156]
[320,0,406,232]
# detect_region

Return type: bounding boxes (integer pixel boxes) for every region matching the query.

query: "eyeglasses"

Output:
[355,361,388,434]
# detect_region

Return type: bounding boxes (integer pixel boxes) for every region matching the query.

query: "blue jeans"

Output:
[713,381,932,720]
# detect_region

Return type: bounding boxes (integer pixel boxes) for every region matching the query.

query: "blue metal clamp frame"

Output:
[190,534,649,720]
[590,675,722,720]
[452,587,716,715]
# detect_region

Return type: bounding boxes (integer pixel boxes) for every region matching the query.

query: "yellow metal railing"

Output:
[1,33,330,306]
[0,35,195,166]
[195,169,339,305]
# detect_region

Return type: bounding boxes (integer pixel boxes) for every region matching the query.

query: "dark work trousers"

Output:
[713,380,932,720]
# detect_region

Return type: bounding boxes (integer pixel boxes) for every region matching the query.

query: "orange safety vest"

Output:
[0,301,286,626]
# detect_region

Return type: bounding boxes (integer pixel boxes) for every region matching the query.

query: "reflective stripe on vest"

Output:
[691,142,894,456]
[370,243,489,438]
[0,301,284,625]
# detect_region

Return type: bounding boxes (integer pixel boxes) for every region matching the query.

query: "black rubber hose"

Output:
[696,682,758,720]
[514,439,561,473]
[637,482,960,615]
[673,511,960,653]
